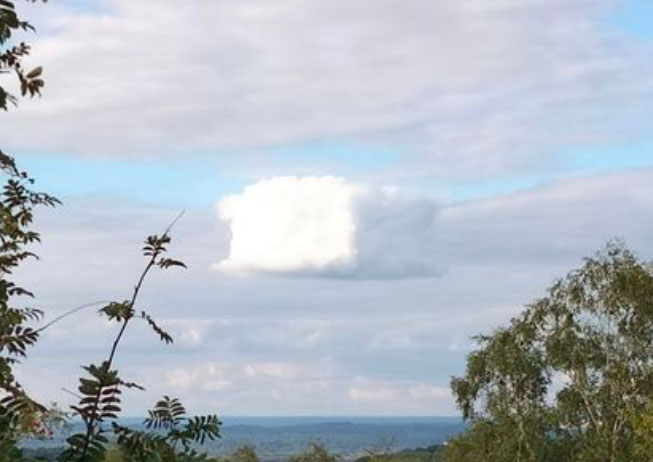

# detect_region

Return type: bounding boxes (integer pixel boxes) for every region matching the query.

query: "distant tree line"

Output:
[26,441,446,462]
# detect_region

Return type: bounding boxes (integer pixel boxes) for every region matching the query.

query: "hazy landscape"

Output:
[24,417,465,460]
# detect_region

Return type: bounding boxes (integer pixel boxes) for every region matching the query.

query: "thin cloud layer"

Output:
[215,176,440,278]
[3,0,653,419]
[10,170,653,414]
[3,0,652,179]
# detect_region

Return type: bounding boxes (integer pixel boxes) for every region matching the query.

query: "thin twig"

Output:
[163,210,185,237]
[36,300,112,333]
[61,387,83,400]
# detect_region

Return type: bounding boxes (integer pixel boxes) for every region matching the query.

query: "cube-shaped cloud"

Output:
[214,176,439,278]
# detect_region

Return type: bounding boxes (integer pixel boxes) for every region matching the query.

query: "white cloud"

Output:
[408,384,450,400]
[3,0,652,179]
[214,176,440,278]
[11,170,653,415]
[349,386,400,403]
[348,381,451,406]
[244,361,315,380]
[216,176,357,273]
[166,362,235,391]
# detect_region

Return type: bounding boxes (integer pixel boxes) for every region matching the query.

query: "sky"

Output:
[2,0,653,416]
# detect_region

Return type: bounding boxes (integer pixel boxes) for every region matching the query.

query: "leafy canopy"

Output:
[446,242,653,462]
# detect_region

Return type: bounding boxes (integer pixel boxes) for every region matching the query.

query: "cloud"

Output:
[4,0,653,179]
[349,385,400,403]
[11,169,653,415]
[166,362,235,391]
[216,176,357,274]
[244,361,313,380]
[214,176,440,278]
[348,381,451,406]
[408,384,450,400]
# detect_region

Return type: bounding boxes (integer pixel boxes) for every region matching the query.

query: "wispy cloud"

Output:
[3,0,652,180]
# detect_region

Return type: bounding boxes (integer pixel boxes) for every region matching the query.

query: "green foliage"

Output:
[290,443,339,462]
[227,444,259,462]
[0,4,59,459]
[59,230,223,462]
[449,319,554,462]
[631,402,653,460]
[355,445,445,462]
[102,448,124,462]
[1,0,47,110]
[1,3,221,462]
[146,396,188,431]
[141,311,174,345]
[145,395,221,448]
[446,241,653,462]
[357,437,396,462]
[59,362,121,461]
[112,396,220,462]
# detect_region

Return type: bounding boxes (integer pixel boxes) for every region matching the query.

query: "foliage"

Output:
[358,437,395,462]
[446,241,653,462]
[59,231,220,462]
[225,444,259,462]
[1,0,46,110]
[631,402,653,460]
[0,1,61,459]
[290,442,339,462]
[212,444,259,462]
[110,396,221,462]
[355,444,445,462]
[1,3,222,461]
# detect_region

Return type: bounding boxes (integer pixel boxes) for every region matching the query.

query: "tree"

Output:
[1,4,222,461]
[290,443,339,462]
[55,226,222,462]
[1,1,60,459]
[229,444,259,462]
[110,395,221,462]
[446,242,653,462]
[360,436,396,462]
[1,0,45,111]
[449,320,554,462]
[631,401,653,461]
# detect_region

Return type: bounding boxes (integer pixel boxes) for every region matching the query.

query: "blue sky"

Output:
[18,135,653,206]
[611,0,653,38]
[4,0,653,416]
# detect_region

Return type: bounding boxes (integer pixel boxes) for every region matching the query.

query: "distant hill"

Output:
[22,416,466,461]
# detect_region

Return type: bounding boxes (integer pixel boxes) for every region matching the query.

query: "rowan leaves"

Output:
[141,311,174,344]
[64,232,214,462]
[0,2,57,453]
[99,301,132,323]
[1,3,218,461]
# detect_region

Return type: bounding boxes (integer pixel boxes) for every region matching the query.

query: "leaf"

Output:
[25,66,41,78]
[157,257,187,269]
[140,311,174,345]
[99,301,132,322]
